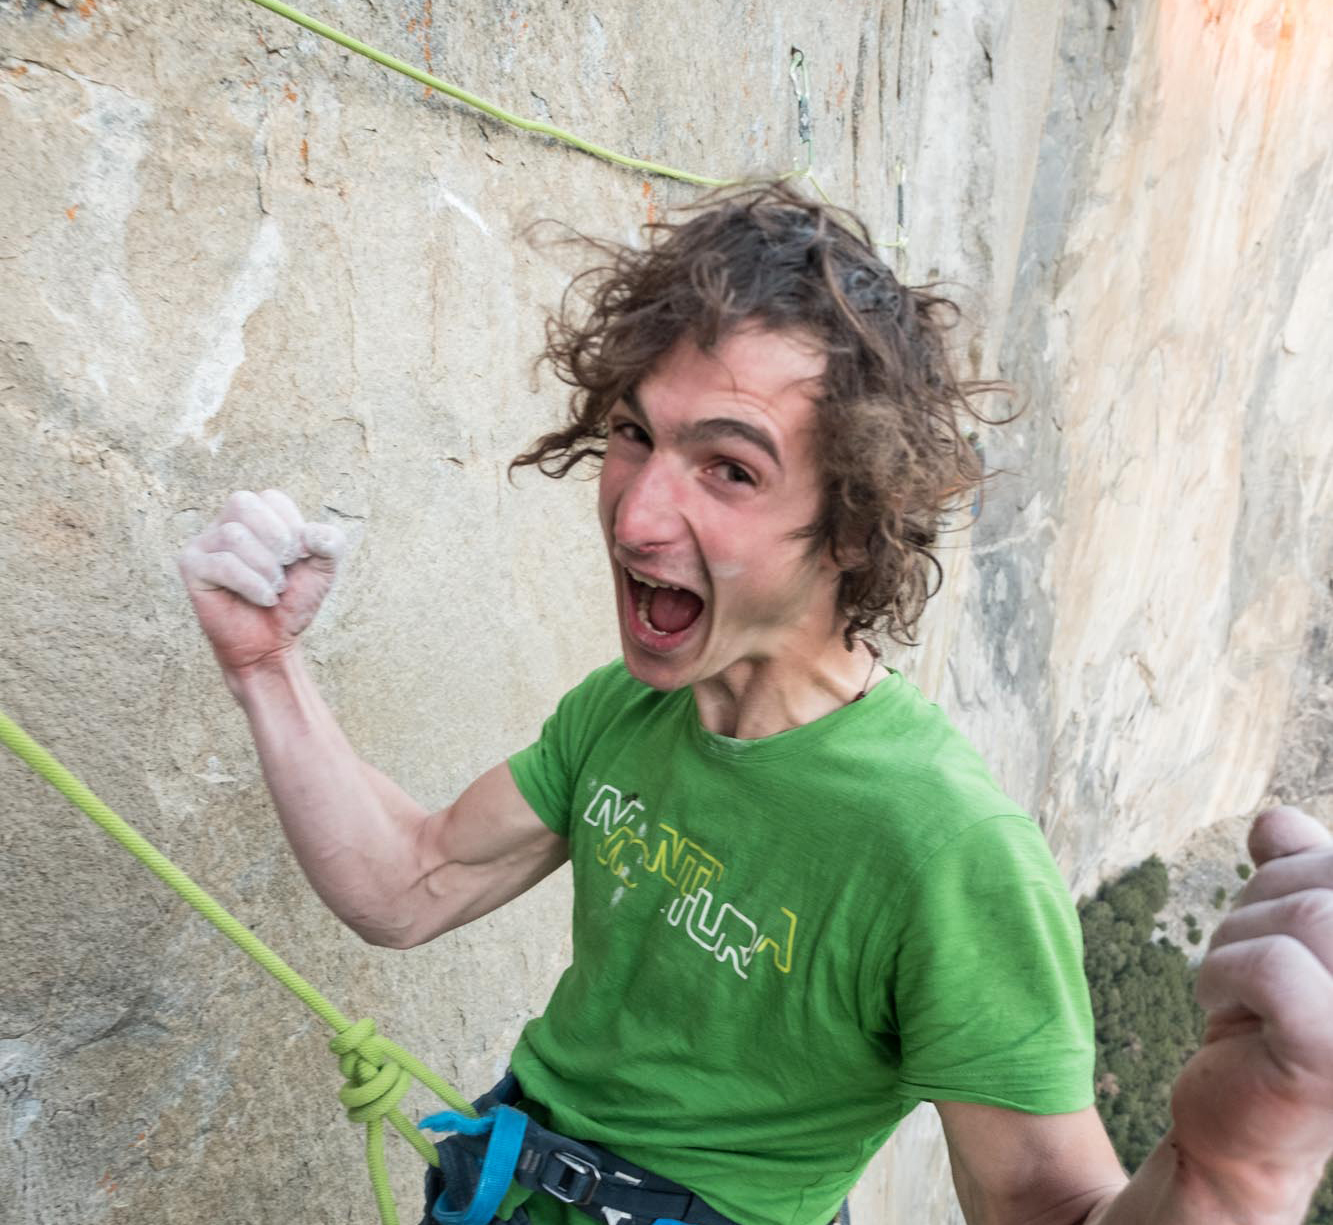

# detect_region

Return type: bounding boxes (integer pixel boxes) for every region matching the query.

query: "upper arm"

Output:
[395,760,568,946]
[937,1100,1126,1225]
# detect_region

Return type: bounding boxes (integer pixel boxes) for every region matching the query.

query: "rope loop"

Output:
[332,1018,414,1122]
[0,707,471,1225]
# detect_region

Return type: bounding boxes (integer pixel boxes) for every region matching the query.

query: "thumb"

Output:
[300,521,347,574]
[1247,805,1331,868]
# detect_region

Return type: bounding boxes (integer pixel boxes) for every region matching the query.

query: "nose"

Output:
[612,456,683,553]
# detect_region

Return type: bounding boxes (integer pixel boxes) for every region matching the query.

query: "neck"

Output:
[690,635,884,739]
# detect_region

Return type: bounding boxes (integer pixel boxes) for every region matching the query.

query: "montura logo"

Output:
[580,783,798,980]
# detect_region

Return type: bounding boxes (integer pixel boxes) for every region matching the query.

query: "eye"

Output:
[714,461,755,487]
[611,420,651,447]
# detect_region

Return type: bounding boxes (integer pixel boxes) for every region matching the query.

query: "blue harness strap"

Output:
[419,1106,528,1225]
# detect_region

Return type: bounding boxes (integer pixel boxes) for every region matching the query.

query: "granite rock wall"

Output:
[1,1,1329,1223]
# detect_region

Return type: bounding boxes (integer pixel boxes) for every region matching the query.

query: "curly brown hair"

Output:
[512,179,1008,646]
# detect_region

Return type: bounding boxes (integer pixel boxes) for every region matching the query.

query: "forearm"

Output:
[227,647,430,945]
[1084,1128,1324,1225]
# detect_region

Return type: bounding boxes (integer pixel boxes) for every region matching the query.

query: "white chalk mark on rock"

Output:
[430,182,492,237]
[195,755,237,785]
[175,216,285,445]
[25,71,152,387]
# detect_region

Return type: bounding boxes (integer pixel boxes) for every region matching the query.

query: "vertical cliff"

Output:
[1,2,1329,1223]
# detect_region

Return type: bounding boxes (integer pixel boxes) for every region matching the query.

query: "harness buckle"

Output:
[539,1150,602,1206]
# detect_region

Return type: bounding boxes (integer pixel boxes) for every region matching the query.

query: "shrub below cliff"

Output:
[1078,857,1331,1222]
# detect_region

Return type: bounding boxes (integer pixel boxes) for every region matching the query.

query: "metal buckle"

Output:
[539,1150,602,1206]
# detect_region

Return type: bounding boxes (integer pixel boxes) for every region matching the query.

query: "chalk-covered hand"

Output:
[1169,806,1333,1217]
[178,489,346,677]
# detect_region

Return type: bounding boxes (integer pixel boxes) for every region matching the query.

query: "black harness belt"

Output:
[419,1073,741,1225]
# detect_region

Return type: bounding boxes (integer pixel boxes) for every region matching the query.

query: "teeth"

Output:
[635,585,668,636]
[627,566,680,591]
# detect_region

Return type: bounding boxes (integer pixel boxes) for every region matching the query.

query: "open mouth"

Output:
[624,566,705,643]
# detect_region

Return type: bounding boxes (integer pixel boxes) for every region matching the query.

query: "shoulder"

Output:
[838,673,1035,854]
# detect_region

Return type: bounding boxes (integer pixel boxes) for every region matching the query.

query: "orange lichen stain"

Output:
[642,181,656,225]
[1255,0,1299,154]
[1252,4,1288,48]
[8,64,28,75]
[96,1172,117,1194]
[419,0,433,95]
[299,137,309,166]
[78,0,97,18]
[284,87,297,102]
[65,204,79,221]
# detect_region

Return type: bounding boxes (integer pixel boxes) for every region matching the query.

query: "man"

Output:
[179,184,1333,1225]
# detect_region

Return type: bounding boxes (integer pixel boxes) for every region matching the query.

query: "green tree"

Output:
[1308,1164,1333,1225]
[1079,860,1332,1221]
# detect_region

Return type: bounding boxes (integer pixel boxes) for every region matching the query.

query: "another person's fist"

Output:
[178,489,346,677]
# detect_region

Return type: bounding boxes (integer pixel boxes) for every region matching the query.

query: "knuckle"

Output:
[219,521,250,548]
[1247,861,1282,899]
[1209,912,1239,947]
[1252,933,1305,983]
[1287,888,1333,933]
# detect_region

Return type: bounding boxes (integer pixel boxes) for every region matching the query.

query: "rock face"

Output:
[0,2,1329,1223]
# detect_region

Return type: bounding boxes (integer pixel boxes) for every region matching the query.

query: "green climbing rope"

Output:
[0,706,474,1225]
[244,0,734,188]
[241,1,911,253]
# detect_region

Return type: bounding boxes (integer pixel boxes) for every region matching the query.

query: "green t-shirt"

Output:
[507,660,1093,1225]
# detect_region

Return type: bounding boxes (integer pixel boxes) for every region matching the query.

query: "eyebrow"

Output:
[621,387,783,467]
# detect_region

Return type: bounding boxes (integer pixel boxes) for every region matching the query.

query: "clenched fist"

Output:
[178,489,346,679]
[1168,806,1333,1214]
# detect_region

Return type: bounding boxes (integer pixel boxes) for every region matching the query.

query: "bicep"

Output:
[937,1100,1126,1225]
[404,760,568,944]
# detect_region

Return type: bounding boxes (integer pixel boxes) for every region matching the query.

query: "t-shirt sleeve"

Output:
[508,661,624,837]
[888,814,1095,1114]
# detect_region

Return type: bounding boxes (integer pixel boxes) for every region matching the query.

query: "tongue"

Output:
[648,586,703,634]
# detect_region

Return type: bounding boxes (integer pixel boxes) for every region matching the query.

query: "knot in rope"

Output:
[331,1017,413,1123]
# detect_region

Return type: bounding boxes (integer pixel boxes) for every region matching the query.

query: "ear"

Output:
[825,525,869,575]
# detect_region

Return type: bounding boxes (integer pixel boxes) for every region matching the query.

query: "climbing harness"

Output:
[419,1073,741,1225]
